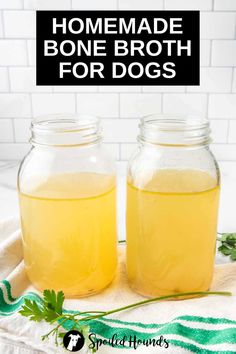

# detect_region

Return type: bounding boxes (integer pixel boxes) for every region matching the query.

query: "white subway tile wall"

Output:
[0,94,31,117]
[212,40,236,66]
[9,67,52,92]
[187,68,232,93]
[118,0,164,10]
[0,68,9,91]
[0,13,3,37]
[32,93,76,116]
[214,0,236,11]
[200,40,211,66]
[164,0,212,11]
[209,94,236,118]
[120,94,162,118]
[163,94,207,115]
[24,0,71,10]
[77,93,119,117]
[200,13,235,39]
[0,0,23,10]
[3,11,36,38]
[0,0,235,162]
[0,119,14,142]
[232,68,236,92]
[0,40,27,65]
[13,118,31,142]
[71,0,117,10]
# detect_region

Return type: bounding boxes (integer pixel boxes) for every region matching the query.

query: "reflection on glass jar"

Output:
[18,115,117,297]
[126,116,220,298]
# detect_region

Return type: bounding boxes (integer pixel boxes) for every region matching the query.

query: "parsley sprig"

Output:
[20,290,64,323]
[217,233,236,261]
[19,289,231,352]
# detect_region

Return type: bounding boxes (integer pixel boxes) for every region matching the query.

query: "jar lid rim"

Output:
[31,114,102,146]
[139,114,211,146]
[141,115,209,132]
[32,114,100,133]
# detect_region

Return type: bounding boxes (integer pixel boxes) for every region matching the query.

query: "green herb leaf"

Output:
[19,299,44,322]
[19,289,231,353]
[230,249,236,261]
[19,290,65,324]
[218,232,236,260]
[43,289,64,315]
[220,234,228,242]
[218,244,232,256]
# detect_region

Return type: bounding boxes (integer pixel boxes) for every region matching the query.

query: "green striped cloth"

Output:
[0,218,236,354]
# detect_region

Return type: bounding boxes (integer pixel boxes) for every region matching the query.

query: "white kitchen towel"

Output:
[0,218,236,354]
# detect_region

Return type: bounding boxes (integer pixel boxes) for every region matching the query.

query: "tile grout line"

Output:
[1,8,236,13]
[209,39,213,66]
[230,68,234,92]
[0,91,236,96]
[161,93,163,113]
[1,10,5,38]
[75,93,77,113]
[6,67,10,92]
[234,12,236,39]
[11,118,16,142]
[26,40,31,66]
[118,143,121,161]
[29,92,33,119]
[118,93,121,118]
[226,119,230,143]
[206,92,210,119]
[1,90,235,94]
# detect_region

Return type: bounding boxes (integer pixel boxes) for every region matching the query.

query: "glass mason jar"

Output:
[126,116,220,298]
[18,116,117,297]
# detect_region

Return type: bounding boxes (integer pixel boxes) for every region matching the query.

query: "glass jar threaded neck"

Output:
[138,115,211,147]
[31,115,102,147]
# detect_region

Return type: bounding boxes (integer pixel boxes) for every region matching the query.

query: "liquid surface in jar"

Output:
[19,172,117,297]
[126,169,220,297]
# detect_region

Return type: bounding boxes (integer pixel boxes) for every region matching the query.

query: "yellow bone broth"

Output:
[20,172,117,297]
[127,169,220,297]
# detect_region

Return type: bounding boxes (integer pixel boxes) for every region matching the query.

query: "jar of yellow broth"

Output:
[18,116,117,297]
[126,116,220,298]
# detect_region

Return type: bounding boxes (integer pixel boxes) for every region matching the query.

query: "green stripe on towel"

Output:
[1,280,236,353]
